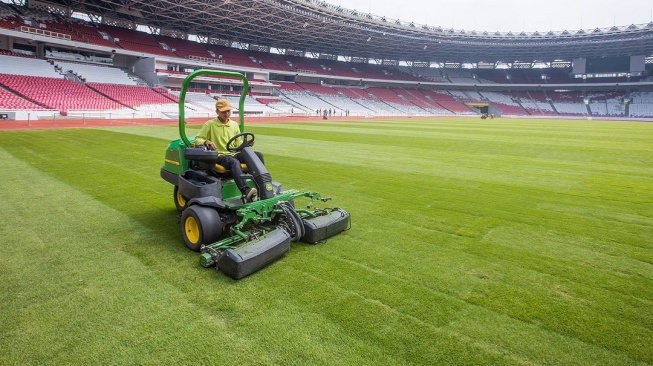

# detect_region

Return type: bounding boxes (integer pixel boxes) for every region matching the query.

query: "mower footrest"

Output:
[217,228,291,279]
[301,208,350,244]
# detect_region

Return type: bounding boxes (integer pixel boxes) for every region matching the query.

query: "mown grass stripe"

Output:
[0,147,283,365]
[1,118,652,365]
[283,251,642,365]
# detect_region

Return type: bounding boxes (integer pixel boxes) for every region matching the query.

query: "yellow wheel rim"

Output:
[184,216,200,244]
[176,190,187,208]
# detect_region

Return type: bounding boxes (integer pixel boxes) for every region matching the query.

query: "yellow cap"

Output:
[215,98,232,112]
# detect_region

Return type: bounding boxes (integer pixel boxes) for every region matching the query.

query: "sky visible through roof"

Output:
[323,0,653,32]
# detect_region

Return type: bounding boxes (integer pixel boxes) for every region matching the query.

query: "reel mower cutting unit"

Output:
[160,70,350,279]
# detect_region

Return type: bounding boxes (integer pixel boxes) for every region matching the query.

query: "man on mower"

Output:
[193,98,264,203]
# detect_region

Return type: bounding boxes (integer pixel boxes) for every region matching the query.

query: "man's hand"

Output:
[247,138,255,147]
[204,140,216,151]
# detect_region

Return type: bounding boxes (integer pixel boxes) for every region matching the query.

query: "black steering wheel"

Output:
[226,132,255,153]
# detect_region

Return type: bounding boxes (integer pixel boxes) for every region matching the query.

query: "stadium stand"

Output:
[423,90,475,115]
[400,89,452,114]
[0,84,47,110]
[297,82,339,95]
[629,91,653,117]
[219,94,282,115]
[98,24,177,57]
[278,86,335,114]
[366,87,426,114]
[549,91,588,116]
[0,74,125,112]
[444,69,478,84]
[202,44,259,68]
[320,60,362,78]
[479,92,528,115]
[0,54,61,78]
[0,2,650,121]
[53,61,138,85]
[86,83,176,107]
[155,34,213,60]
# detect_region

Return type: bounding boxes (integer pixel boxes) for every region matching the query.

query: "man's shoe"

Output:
[245,188,258,203]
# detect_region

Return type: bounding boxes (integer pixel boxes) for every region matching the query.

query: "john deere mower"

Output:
[160,70,350,279]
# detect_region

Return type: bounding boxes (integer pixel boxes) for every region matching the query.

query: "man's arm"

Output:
[220,122,243,152]
[192,123,211,148]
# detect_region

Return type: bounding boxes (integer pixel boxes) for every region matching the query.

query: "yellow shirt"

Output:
[193,118,242,156]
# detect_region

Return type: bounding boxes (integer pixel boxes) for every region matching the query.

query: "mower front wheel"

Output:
[173,185,188,212]
[181,205,223,252]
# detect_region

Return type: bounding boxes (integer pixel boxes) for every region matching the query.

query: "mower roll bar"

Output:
[177,69,250,147]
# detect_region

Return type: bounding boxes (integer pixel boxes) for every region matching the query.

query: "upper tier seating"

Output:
[320,60,361,78]
[54,61,137,85]
[250,52,295,71]
[0,3,22,30]
[203,44,259,68]
[444,69,477,84]
[286,55,324,74]
[0,54,61,78]
[415,68,450,83]
[155,34,213,60]
[98,24,177,57]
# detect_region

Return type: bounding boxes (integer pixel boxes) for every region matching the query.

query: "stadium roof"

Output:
[40,0,653,63]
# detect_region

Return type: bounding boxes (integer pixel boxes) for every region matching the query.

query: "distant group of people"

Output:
[316,108,350,119]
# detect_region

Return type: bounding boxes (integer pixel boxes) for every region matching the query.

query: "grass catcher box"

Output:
[301,208,350,244]
[217,228,291,279]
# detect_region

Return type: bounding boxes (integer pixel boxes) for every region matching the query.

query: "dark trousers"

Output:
[216,152,264,195]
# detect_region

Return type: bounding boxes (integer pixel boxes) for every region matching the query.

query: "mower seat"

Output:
[214,163,248,174]
[182,148,247,174]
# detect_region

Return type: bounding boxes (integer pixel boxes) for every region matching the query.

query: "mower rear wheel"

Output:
[173,186,188,212]
[181,205,223,252]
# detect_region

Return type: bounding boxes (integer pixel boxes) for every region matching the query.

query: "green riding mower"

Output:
[160,70,350,279]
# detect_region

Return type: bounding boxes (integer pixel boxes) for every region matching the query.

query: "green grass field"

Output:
[1,117,652,365]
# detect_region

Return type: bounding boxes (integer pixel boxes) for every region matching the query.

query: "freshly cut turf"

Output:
[0,118,651,365]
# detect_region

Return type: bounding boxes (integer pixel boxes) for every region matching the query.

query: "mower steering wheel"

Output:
[226,132,255,153]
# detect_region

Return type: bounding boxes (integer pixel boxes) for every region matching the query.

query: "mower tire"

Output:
[173,185,188,212]
[181,205,223,252]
